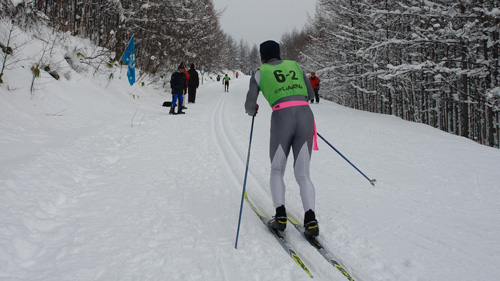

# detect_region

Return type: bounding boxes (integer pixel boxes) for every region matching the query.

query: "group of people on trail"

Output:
[169,63,200,115]
[245,40,320,238]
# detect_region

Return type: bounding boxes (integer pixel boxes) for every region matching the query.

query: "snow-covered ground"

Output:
[1,23,500,281]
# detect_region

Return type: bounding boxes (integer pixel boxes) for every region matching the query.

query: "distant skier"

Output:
[245,40,319,237]
[223,74,230,92]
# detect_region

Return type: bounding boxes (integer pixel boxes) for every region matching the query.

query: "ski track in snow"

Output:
[210,83,348,280]
[309,103,500,281]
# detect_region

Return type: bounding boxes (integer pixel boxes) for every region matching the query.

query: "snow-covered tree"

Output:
[301,0,500,148]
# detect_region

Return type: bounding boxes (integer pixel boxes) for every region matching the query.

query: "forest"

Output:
[1,0,499,148]
[299,0,500,148]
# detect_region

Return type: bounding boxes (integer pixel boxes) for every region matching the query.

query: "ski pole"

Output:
[317,132,376,186]
[235,116,255,249]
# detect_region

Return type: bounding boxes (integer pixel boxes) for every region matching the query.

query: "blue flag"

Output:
[121,36,135,86]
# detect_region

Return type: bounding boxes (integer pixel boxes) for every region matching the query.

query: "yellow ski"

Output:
[288,215,356,281]
[244,191,313,278]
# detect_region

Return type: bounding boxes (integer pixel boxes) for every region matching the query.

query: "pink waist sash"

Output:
[272,101,319,151]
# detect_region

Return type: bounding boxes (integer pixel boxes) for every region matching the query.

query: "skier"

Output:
[245,40,320,237]
[169,63,186,115]
[223,74,230,92]
[309,72,320,103]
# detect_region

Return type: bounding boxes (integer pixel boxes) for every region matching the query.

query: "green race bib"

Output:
[259,60,308,106]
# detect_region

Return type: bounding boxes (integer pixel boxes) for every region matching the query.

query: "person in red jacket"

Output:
[182,67,190,109]
[308,72,320,103]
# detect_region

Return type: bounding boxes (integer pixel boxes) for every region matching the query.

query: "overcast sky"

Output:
[211,0,317,48]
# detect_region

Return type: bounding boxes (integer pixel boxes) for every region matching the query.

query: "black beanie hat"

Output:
[178,63,185,69]
[260,40,281,62]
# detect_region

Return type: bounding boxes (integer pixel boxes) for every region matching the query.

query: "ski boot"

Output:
[177,105,185,114]
[169,106,176,115]
[304,209,319,238]
[269,205,287,231]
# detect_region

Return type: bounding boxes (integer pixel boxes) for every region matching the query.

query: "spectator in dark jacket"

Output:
[187,63,200,103]
[169,63,187,115]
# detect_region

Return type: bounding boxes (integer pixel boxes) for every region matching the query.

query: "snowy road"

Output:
[2,67,500,280]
